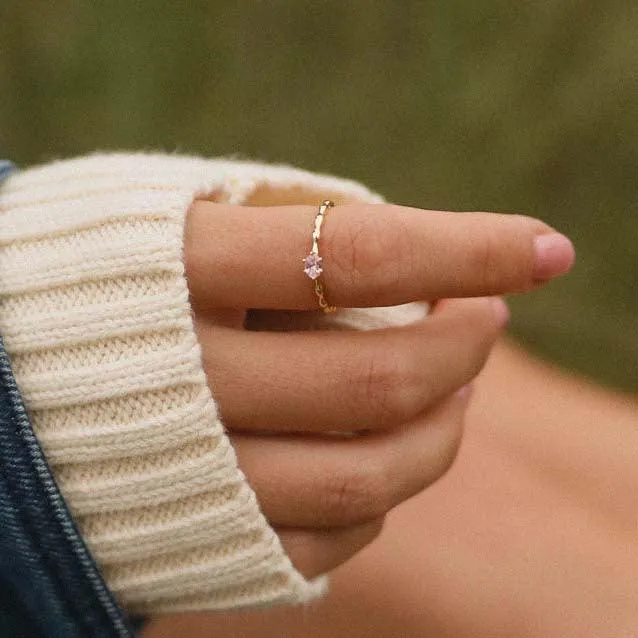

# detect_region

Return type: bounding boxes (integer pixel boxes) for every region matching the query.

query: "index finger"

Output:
[185,201,574,311]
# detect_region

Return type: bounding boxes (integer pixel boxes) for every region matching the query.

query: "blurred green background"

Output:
[1,1,636,390]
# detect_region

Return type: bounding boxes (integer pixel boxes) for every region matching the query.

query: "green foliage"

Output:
[1,1,636,388]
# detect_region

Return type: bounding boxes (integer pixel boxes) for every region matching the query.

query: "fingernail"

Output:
[490,296,510,328]
[456,384,474,400]
[432,299,448,314]
[533,233,575,280]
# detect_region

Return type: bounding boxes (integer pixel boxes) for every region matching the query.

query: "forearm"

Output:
[471,339,638,529]
[419,340,638,637]
[143,339,638,637]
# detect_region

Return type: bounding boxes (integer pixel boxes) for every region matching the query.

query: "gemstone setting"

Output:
[303,253,323,279]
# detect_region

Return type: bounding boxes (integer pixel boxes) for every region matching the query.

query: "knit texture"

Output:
[0,153,426,613]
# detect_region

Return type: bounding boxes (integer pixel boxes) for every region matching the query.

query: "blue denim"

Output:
[0,161,16,181]
[0,165,136,636]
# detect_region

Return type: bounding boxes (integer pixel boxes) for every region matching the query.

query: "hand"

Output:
[182,200,574,578]
[143,343,638,638]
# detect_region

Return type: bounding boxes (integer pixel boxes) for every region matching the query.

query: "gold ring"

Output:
[302,200,336,313]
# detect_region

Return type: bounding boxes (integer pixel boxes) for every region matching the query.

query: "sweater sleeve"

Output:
[0,152,426,614]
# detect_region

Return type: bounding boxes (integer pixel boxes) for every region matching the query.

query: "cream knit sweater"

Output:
[0,153,425,614]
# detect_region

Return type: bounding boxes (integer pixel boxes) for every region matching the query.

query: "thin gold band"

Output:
[302,200,336,313]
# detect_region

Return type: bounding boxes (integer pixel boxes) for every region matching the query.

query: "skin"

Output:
[143,340,638,637]
[179,198,573,578]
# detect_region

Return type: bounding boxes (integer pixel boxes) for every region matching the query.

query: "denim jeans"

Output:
[0,161,16,181]
[0,163,136,637]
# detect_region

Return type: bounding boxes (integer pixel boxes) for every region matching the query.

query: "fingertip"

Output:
[490,296,510,328]
[455,383,474,402]
[428,296,508,329]
[430,299,448,315]
[533,232,576,281]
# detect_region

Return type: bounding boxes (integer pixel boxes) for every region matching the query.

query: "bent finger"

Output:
[230,390,468,529]
[200,297,502,433]
[277,519,384,579]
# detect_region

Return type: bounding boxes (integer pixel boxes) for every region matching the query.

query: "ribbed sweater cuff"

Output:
[0,152,425,614]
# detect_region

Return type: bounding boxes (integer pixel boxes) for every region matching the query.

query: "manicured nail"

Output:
[533,233,575,280]
[432,299,448,314]
[490,296,510,328]
[456,384,474,400]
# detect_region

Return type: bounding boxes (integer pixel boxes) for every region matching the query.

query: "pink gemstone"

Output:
[303,253,323,279]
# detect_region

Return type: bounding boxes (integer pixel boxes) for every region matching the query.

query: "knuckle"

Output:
[431,414,464,481]
[405,404,465,491]
[468,319,499,373]
[320,462,387,524]
[367,516,386,542]
[355,346,426,426]
[460,336,493,382]
[450,304,499,378]
[352,517,386,553]
[328,207,413,301]
[472,228,505,293]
